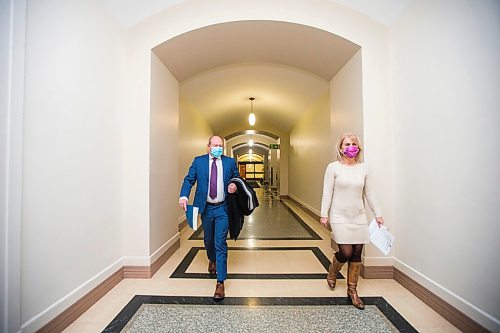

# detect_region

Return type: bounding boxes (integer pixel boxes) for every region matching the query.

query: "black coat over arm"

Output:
[227,178,259,240]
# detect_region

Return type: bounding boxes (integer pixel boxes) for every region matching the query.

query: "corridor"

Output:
[3,1,497,332]
[65,187,458,332]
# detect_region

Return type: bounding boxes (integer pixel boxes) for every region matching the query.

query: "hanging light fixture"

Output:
[248,97,256,126]
[249,139,254,147]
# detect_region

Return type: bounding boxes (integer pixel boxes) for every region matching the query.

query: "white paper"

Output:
[368,218,394,256]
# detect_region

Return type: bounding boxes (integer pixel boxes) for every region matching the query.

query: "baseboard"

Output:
[178,215,187,231]
[150,238,180,276]
[122,265,152,279]
[178,219,187,231]
[284,194,320,221]
[150,234,181,276]
[394,267,490,333]
[361,265,393,279]
[281,195,332,235]
[124,238,181,279]
[35,237,181,333]
[36,268,123,333]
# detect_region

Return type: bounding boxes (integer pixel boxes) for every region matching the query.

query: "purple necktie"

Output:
[209,158,217,199]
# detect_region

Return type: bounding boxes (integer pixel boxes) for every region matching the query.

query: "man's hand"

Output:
[179,198,188,211]
[228,183,237,193]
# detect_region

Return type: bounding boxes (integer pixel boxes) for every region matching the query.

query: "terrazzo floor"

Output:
[117,302,401,333]
[64,189,460,332]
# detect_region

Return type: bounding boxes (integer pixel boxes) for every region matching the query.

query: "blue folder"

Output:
[185,205,199,230]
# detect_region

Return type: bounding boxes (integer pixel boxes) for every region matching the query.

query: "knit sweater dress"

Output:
[320,161,382,244]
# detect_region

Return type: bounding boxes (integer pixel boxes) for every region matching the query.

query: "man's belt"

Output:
[206,201,225,206]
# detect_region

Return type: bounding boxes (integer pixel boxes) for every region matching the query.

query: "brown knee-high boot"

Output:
[327,255,344,289]
[347,261,364,310]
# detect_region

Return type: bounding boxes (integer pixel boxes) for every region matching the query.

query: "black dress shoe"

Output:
[208,261,216,275]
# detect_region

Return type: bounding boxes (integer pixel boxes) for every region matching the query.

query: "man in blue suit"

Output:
[179,135,239,300]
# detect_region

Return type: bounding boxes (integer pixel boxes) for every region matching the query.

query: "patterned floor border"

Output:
[103,296,418,332]
[170,246,344,280]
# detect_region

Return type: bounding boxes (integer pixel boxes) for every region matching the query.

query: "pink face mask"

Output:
[343,146,359,158]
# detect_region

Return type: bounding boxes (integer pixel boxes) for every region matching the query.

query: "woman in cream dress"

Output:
[320,133,384,310]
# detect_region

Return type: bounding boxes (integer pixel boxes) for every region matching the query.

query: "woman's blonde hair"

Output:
[336,133,363,162]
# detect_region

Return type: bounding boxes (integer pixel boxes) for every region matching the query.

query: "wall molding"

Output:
[178,214,187,231]
[36,268,124,333]
[283,194,321,221]
[150,234,180,268]
[361,265,393,279]
[24,258,124,333]
[178,219,187,231]
[151,238,180,276]
[2,1,27,332]
[394,267,490,333]
[281,194,332,233]
[35,237,181,333]
[123,237,181,279]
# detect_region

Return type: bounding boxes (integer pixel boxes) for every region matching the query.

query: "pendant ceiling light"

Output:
[248,97,256,126]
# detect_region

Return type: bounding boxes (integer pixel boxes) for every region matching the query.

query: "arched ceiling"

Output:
[154,20,359,134]
[102,1,412,135]
[179,64,331,133]
[153,21,360,82]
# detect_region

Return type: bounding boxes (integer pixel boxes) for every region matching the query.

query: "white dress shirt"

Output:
[207,156,224,203]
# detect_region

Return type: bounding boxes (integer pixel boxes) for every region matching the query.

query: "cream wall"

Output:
[269,148,279,190]
[288,50,364,221]
[149,53,180,255]
[289,93,331,211]
[330,50,364,147]
[330,50,389,264]
[277,135,289,196]
[177,98,213,222]
[390,1,500,331]
[21,0,125,331]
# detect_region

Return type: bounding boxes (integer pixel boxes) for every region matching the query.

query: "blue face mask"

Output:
[210,146,223,158]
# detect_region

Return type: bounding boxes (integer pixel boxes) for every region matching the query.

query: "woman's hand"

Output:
[320,217,329,226]
[376,217,384,227]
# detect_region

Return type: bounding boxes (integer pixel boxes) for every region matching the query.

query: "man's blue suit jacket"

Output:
[180,154,240,214]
